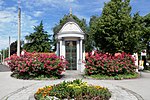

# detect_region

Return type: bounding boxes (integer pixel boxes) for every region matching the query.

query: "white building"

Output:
[55,15,86,72]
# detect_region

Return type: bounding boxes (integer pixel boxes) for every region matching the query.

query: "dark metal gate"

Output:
[65,41,77,70]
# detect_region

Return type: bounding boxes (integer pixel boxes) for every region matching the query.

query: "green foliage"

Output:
[85,51,137,76]
[0,48,9,59]
[85,16,99,52]
[90,0,143,54]
[123,13,145,54]
[85,73,139,80]
[143,13,150,43]
[143,13,150,58]
[23,21,51,52]
[10,40,23,55]
[35,79,111,100]
[10,40,17,55]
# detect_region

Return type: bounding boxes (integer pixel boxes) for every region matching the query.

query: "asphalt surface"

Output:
[104,72,150,100]
[0,65,150,100]
[0,64,10,72]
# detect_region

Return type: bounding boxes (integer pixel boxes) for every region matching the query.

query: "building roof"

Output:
[57,15,79,33]
[65,15,77,23]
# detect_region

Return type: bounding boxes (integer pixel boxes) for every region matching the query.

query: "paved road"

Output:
[103,72,150,100]
[0,72,139,100]
[0,65,149,100]
[0,64,10,72]
[0,65,41,99]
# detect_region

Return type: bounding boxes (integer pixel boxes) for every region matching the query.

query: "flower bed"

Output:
[85,51,137,77]
[6,51,68,79]
[35,79,111,100]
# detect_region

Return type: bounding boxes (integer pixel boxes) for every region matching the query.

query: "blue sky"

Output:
[0,0,150,50]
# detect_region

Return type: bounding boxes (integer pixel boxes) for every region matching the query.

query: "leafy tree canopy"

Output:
[85,15,99,52]
[23,21,51,52]
[143,13,150,43]
[10,40,23,55]
[142,13,150,58]
[91,0,143,54]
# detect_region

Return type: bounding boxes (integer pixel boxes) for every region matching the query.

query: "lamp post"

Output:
[17,0,21,57]
[9,36,11,58]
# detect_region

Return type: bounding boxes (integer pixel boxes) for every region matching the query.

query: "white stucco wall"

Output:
[56,21,85,72]
[59,22,84,33]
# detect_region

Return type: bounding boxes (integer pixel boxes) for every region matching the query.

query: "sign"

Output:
[141,50,146,56]
[139,60,144,70]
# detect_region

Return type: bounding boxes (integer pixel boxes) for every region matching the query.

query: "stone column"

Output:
[60,40,62,56]
[79,39,83,72]
[56,42,59,56]
[80,39,83,60]
[83,44,85,61]
[77,41,79,70]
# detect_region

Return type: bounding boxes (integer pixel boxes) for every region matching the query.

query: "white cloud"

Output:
[0,0,4,5]
[23,0,58,8]
[0,11,16,23]
[21,12,38,37]
[23,0,78,10]
[0,5,38,50]
[0,36,16,50]
[65,0,75,2]
[33,11,43,17]
[74,12,90,24]
[94,8,103,12]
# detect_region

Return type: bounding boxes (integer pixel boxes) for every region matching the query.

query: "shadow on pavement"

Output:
[0,65,10,72]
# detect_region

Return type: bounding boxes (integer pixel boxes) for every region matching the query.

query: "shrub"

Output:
[85,51,137,76]
[6,51,68,79]
[35,79,111,100]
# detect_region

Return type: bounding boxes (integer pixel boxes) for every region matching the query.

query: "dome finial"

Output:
[69,7,72,16]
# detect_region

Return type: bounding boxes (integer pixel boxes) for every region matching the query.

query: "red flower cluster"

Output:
[85,51,137,76]
[6,51,68,77]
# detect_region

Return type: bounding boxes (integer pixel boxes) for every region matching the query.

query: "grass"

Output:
[11,73,62,80]
[84,73,140,80]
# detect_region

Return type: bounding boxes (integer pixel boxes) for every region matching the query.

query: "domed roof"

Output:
[65,15,77,23]
[56,15,78,33]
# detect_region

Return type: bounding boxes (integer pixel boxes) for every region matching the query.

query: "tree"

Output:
[85,16,99,52]
[10,40,17,55]
[91,0,142,54]
[143,13,150,58]
[123,13,144,54]
[0,49,8,59]
[23,21,51,52]
[143,13,150,43]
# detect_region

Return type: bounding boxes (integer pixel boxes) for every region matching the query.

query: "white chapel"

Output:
[55,13,86,72]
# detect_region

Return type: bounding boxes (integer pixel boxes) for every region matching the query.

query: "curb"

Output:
[1,82,41,100]
[1,79,143,100]
[119,87,144,100]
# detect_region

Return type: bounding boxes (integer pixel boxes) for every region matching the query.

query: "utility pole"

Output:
[3,49,5,64]
[9,36,10,58]
[0,53,2,64]
[17,0,21,56]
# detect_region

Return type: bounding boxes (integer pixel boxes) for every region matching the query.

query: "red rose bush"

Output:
[85,51,137,76]
[6,51,68,79]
